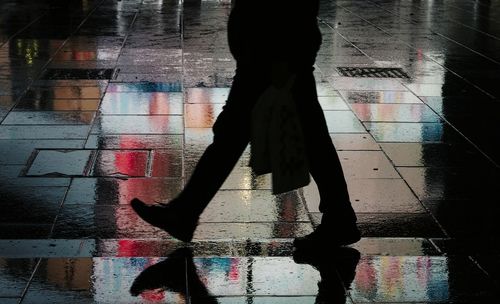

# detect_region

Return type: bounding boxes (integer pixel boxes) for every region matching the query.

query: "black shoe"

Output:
[294,222,361,249]
[131,198,198,242]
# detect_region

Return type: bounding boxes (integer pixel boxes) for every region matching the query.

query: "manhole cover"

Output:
[337,67,409,78]
[41,68,115,80]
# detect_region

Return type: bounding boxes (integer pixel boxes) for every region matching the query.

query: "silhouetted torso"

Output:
[228,0,322,67]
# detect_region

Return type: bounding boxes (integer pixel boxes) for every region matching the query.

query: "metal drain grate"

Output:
[41,68,115,80]
[337,67,409,78]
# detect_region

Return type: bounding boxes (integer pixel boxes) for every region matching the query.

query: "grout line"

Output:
[18,258,42,303]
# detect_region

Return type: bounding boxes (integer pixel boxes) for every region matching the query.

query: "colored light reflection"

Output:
[352,256,449,302]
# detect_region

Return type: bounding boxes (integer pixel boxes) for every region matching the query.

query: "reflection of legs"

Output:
[132,69,269,242]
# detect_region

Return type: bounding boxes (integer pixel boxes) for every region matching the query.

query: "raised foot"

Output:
[131,198,198,242]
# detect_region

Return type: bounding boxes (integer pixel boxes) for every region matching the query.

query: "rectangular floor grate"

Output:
[337,67,409,78]
[41,68,115,80]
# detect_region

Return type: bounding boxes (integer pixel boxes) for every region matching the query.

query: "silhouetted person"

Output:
[293,246,361,304]
[131,0,360,247]
[130,248,218,304]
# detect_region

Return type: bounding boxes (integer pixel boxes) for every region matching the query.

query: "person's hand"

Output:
[271,61,293,88]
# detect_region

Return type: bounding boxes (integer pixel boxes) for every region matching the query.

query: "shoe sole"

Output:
[131,199,195,242]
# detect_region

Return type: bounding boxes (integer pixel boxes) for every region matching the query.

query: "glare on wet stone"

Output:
[1,0,499,302]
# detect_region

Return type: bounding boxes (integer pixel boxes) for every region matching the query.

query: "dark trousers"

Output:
[177,65,353,218]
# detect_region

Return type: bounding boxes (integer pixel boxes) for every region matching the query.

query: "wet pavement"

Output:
[1,0,500,303]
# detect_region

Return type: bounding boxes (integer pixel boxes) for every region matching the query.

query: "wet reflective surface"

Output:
[1,0,500,302]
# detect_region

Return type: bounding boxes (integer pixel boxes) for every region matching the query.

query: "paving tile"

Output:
[421,96,500,119]
[324,111,366,133]
[0,125,90,139]
[185,87,230,104]
[193,222,313,240]
[0,140,34,165]
[0,240,95,258]
[184,127,214,157]
[185,103,224,128]
[14,99,100,111]
[64,177,183,205]
[30,80,108,88]
[22,86,104,100]
[194,257,320,296]
[0,165,23,178]
[106,82,182,92]
[0,139,85,165]
[339,90,423,104]
[218,167,271,190]
[424,199,500,238]
[91,115,183,134]
[150,150,183,177]
[0,186,66,223]
[95,239,295,258]
[338,151,400,179]
[315,83,340,96]
[430,238,500,256]
[53,203,312,239]
[350,255,498,302]
[184,128,250,171]
[348,179,424,213]
[356,213,445,238]
[2,111,95,125]
[115,65,181,75]
[0,224,52,239]
[52,204,171,239]
[405,83,484,97]
[0,258,38,297]
[317,96,350,110]
[99,92,183,115]
[84,134,183,149]
[200,190,309,223]
[331,77,409,91]
[92,150,148,177]
[364,122,463,142]
[351,238,439,256]
[302,178,423,213]
[0,96,17,110]
[23,257,185,304]
[398,167,499,201]
[0,298,21,304]
[350,103,441,122]
[331,133,380,150]
[380,142,489,167]
[0,178,71,187]
[27,150,93,177]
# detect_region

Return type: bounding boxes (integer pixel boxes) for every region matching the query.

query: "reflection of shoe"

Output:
[293,223,361,249]
[130,248,190,296]
[130,248,218,304]
[131,198,198,242]
[293,247,361,304]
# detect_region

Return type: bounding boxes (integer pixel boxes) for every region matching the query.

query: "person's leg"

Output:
[177,70,269,214]
[131,68,270,241]
[292,68,360,246]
